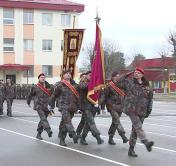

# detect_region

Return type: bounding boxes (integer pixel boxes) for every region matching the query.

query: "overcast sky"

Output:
[73,0,176,64]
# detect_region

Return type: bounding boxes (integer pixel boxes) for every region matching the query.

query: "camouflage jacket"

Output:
[5,83,16,99]
[99,81,124,113]
[117,77,153,117]
[79,80,94,111]
[49,79,79,112]
[27,81,52,111]
[0,83,6,99]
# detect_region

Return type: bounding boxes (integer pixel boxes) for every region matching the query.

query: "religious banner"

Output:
[62,29,84,77]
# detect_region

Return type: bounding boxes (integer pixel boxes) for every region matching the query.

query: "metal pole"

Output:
[73,15,75,29]
[27,70,29,85]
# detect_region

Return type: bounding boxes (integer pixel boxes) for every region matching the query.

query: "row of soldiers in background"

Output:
[26,67,154,158]
[0,78,16,117]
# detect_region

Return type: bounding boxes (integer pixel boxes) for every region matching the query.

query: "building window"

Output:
[42,65,52,77]
[3,38,14,52]
[153,81,161,89]
[23,65,34,77]
[61,14,71,26]
[42,40,52,51]
[23,11,33,24]
[3,9,14,24]
[24,39,33,51]
[42,13,52,25]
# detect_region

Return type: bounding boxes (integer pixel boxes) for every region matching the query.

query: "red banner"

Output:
[87,22,105,104]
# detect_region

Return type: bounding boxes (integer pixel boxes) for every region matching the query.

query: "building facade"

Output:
[0,0,84,84]
[133,57,176,93]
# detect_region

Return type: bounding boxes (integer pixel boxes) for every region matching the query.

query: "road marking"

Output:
[0,127,130,166]
[10,116,176,154]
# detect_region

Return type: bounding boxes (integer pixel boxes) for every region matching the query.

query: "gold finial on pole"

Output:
[95,7,101,24]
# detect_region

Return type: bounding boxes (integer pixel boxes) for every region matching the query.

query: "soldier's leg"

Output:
[37,109,52,138]
[6,98,13,117]
[108,111,118,145]
[0,98,4,115]
[116,112,128,143]
[129,115,154,152]
[61,109,79,144]
[84,110,104,144]
[76,111,86,136]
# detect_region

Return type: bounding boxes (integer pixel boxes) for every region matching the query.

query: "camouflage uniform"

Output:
[0,82,6,115]
[27,81,52,136]
[5,83,16,116]
[117,76,153,155]
[49,79,80,145]
[99,81,128,144]
[79,79,104,144]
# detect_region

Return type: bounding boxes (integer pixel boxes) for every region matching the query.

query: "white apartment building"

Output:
[0,0,84,84]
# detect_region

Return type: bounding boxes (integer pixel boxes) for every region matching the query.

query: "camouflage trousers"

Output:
[108,111,125,137]
[37,109,51,133]
[76,111,86,135]
[59,110,76,139]
[0,97,4,113]
[6,98,13,113]
[129,115,146,147]
[82,109,100,138]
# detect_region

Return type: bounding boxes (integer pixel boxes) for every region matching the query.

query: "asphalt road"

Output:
[0,100,176,166]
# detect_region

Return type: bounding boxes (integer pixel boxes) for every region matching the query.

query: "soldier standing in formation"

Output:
[99,71,128,145]
[0,79,5,115]
[117,67,154,157]
[27,73,53,140]
[5,78,16,117]
[49,70,80,146]
[79,71,104,145]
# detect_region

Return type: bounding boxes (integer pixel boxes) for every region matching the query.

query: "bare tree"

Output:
[81,40,125,78]
[168,31,176,57]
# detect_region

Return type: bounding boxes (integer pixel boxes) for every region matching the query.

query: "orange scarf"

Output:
[61,80,80,98]
[109,81,125,96]
[36,83,51,96]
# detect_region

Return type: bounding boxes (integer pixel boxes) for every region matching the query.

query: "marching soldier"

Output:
[5,78,16,117]
[0,79,5,115]
[27,73,53,140]
[49,70,80,146]
[117,67,154,157]
[99,71,128,145]
[79,71,104,145]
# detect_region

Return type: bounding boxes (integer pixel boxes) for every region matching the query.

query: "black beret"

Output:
[111,71,119,78]
[38,73,45,79]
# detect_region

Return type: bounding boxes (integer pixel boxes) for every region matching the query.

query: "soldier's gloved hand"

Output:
[94,104,99,108]
[48,105,54,115]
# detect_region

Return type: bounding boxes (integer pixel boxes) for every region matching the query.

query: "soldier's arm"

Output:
[27,86,36,105]
[145,87,153,118]
[49,84,62,108]
[98,88,107,110]
[79,80,88,90]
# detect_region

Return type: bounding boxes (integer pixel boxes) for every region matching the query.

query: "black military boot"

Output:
[0,110,3,115]
[108,136,116,145]
[58,131,61,138]
[60,138,67,146]
[7,112,12,117]
[80,137,88,145]
[73,134,81,144]
[141,139,154,152]
[128,146,138,157]
[95,135,104,144]
[47,130,53,138]
[36,132,43,140]
[119,133,129,143]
